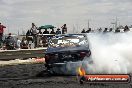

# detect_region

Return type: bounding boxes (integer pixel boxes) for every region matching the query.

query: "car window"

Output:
[66,39,79,43]
[58,40,69,44]
[49,35,88,47]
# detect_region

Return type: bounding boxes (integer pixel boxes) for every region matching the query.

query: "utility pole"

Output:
[22,29,25,35]
[111,17,118,30]
[8,26,9,34]
[115,17,118,30]
[88,19,90,30]
[76,23,79,33]
[72,24,75,33]
[18,30,19,36]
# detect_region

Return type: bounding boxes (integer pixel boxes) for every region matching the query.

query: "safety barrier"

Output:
[0,48,47,60]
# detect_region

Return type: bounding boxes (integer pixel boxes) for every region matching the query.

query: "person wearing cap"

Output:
[56,28,61,35]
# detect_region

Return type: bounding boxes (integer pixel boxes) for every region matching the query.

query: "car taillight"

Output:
[80,52,87,58]
[45,55,49,61]
[80,51,91,58]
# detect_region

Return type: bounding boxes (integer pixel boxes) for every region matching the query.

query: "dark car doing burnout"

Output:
[44,34,92,75]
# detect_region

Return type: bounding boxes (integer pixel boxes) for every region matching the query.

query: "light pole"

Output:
[111,17,119,30]
[87,19,91,30]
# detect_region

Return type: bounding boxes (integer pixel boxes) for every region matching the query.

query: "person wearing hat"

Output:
[56,28,61,35]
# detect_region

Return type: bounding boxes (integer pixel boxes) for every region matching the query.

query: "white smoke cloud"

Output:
[84,32,132,74]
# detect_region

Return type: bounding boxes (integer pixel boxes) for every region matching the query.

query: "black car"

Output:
[44,34,92,75]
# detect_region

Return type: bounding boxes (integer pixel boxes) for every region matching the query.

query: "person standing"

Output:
[30,23,38,48]
[56,28,61,34]
[61,24,67,34]
[124,25,130,32]
[109,28,113,32]
[0,23,6,47]
[16,38,21,49]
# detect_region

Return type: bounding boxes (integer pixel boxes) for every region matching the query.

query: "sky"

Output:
[0,0,132,34]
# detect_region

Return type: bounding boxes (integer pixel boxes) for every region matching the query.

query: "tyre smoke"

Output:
[84,32,132,74]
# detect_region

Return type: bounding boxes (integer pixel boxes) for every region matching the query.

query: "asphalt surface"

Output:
[0,63,131,88]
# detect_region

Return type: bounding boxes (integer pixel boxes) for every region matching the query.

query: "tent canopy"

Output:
[38,25,55,30]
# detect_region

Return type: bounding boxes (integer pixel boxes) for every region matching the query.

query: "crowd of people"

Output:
[26,23,67,35]
[24,23,68,48]
[0,22,68,50]
[81,25,130,33]
[0,22,132,50]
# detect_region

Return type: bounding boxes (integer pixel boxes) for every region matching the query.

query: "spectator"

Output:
[38,37,43,47]
[109,28,113,32]
[56,28,61,34]
[81,29,86,33]
[115,28,120,33]
[42,36,48,47]
[4,33,15,50]
[21,37,28,49]
[124,25,130,32]
[38,29,43,34]
[30,23,37,35]
[30,23,38,48]
[50,29,56,34]
[0,23,6,46]
[28,40,33,49]
[103,28,108,32]
[16,38,21,49]
[43,29,49,34]
[26,30,32,36]
[98,28,102,32]
[61,24,67,34]
[86,28,91,33]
